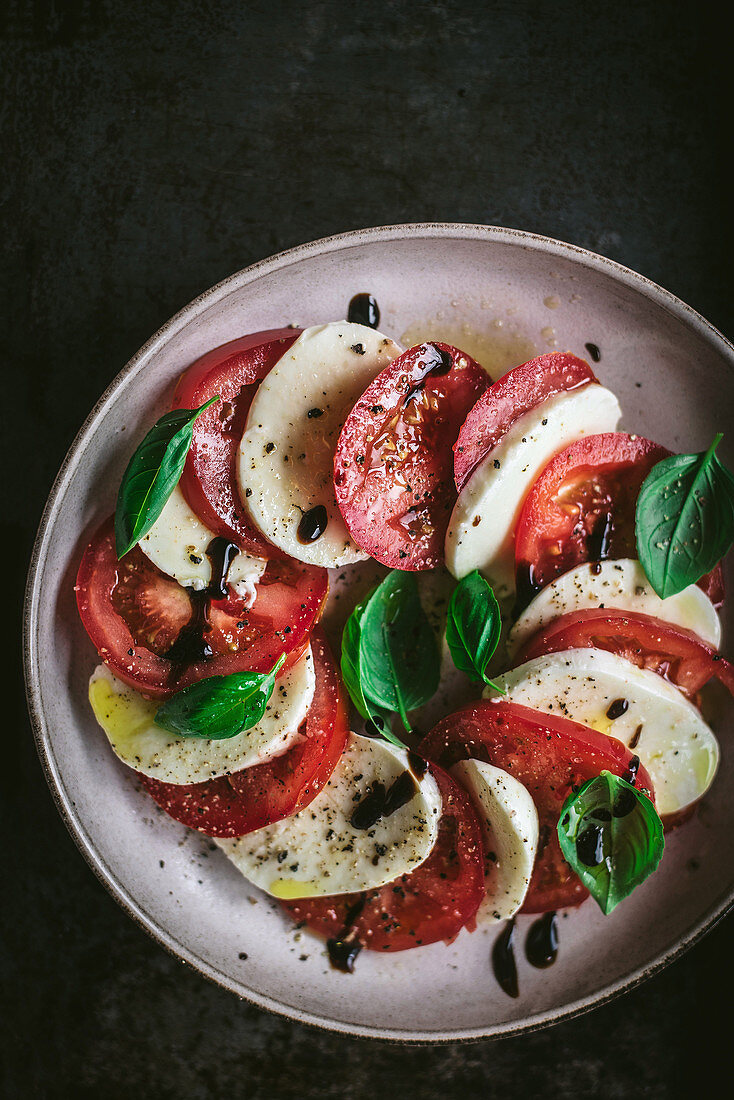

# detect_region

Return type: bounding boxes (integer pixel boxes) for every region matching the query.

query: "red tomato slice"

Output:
[173,329,299,555]
[419,700,655,913]
[138,629,348,837]
[283,765,486,952]
[454,352,597,491]
[75,518,327,698]
[514,608,734,700]
[514,432,724,607]
[334,343,489,570]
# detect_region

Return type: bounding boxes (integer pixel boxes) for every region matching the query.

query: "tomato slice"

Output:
[419,700,655,913]
[138,629,348,837]
[75,517,328,697]
[334,343,489,570]
[173,329,299,555]
[454,352,597,491]
[283,765,486,952]
[514,432,724,607]
[514,608,734,700]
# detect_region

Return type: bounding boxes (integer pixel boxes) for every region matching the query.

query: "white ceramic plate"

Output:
[24,224,734,1041]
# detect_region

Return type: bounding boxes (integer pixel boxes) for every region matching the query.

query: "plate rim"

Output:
[23,221,734,1042]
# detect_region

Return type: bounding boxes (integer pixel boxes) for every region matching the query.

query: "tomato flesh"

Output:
[454,352,597,491]
[334,342,489,570]
[419,700,655,913]
[139,629,348,837]
[514,432,724,607]
[173,329,299,555]
[75,518,328,698]
[283,765,486,951]
[515,608,734,700]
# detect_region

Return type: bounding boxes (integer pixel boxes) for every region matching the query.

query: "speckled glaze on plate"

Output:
[24,224,734,1042]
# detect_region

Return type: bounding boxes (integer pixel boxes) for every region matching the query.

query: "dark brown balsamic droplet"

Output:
[587,511,613,565]
[206,537,240,599]
[326,937,363,973]
[525,911,558,969]
[622,754,640,788]
[514,561,542,616]
[606,697,629,721]
[407,750,427,780]
[162,536,240,672]
[404,344,453,405]
[326,896,366,973]
[348,293,380,328]
[628,724,643,750]
[576,824,606,866]
[350,771,418,831]
[297,505,328,544]
[492,919,519,998]
[585,342,601,363]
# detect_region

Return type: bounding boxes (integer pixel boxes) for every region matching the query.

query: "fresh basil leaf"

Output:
[358,571,440,732]
[446,570,503,688]
[557,771,664,915]
[154,655,285,740]
[115,397,220,558]
[635,434,734,598]
[341,598,370,720]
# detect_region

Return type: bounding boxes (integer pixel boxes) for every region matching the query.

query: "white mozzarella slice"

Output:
[508,558,721,654]
[445,384,622,599]
[88,647,315,784]
[216,732,442,898]
[451,759,538,923]
[138,483,266,603]
[484,649,719,816]
[237,322,402,568]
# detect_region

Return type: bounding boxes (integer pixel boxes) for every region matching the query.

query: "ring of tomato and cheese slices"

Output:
[77,322,731,972]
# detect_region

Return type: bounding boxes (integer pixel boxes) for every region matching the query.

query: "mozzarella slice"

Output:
[445,384,622,599]
[138,483,266,603]
[451,759,538,923]
[88,647,315,784]
[508,558,721,654]
[484,649,719,816]
[238,322,402,567]
[216,732,441,898]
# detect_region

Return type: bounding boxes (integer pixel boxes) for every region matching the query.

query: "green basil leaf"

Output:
[341,598,371,720]
[635,434,734,598]
[445,570,503,688]
[557,771,664,915]
[154,655,285,740]
[115,397,219,558]
[358,571,440,732]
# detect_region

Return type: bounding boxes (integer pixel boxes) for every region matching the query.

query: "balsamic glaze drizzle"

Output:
[407,750,427,780]
[585,342,601,363]
[622,754,640,787]
[163,536,239,672]
[350,771,418,831]
[587,510,613,566]
[403,344,453,405]
[492,919,519,998]
[326,896,366,973]
[347,293,380,329]
[514,561,542,616]
[525,912,558,969]
[297,504,328,544]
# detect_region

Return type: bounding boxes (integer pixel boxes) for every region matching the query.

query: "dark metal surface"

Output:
[4,1,732,1095]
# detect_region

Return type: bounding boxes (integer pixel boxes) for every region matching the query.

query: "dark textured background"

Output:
[4,1,733,1096]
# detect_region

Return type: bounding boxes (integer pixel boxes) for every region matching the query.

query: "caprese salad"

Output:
[76,294,734,993]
